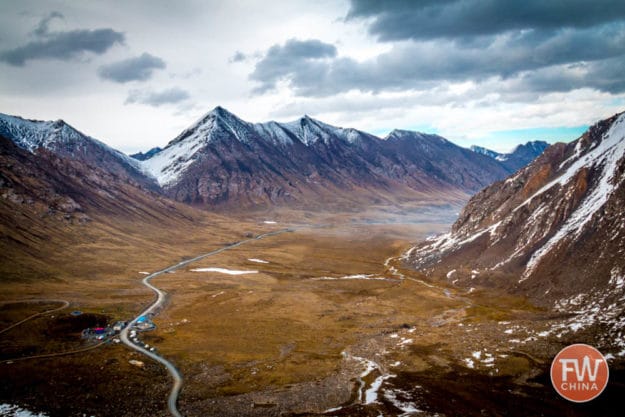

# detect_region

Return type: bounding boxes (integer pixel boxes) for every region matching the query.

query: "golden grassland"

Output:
[0,206,590,416]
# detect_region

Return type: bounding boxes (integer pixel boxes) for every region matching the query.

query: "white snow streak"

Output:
[190,268,258,275]
[247,258,269,264]
[522,113,625,280]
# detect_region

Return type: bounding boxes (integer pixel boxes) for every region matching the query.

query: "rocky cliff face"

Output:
[406,112,625,309]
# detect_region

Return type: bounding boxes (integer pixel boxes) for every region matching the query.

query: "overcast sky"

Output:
[1,0,625,153]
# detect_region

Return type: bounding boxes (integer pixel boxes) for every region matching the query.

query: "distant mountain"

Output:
[1,109,539,211]
[407,112,625,310]
[0,113,157,189]
[470,140,549,173]
[130,147,162,161]
[139,106,509,208]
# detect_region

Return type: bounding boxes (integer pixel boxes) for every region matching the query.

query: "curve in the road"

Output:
[120,228,293,417]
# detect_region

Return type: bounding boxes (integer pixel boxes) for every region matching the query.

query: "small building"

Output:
[112,321,127,332]
[134,315,156,331]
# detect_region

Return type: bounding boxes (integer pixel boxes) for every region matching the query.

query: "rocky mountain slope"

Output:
[138,107,509,208]
[471,140,549,173]
[406,112,625,311]
[0,113,157,190]
[0,131,203,281]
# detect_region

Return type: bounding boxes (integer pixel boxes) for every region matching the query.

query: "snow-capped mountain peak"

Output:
[385,129,448,144]
[137,108,514,191]
[0,112,154,188]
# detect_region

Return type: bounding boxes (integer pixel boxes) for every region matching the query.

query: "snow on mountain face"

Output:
[470,141,549,173]
[0,113,105,155]
[139,107,382,187]
[522,114,625,279]
[279,115,371,146]
[0,114,62,152]
[0,112,155,188]
[136,106,513,206]
[252,121,297,146]
[470,145,501,160]
[386,129,449,144]
[0,113,139,167]
[406,111,625,307]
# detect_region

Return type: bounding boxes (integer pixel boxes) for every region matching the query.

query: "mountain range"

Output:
[138,107,521,208]
[0,107,549,211]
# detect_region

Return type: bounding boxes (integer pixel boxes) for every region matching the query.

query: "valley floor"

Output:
[0,208,623,417]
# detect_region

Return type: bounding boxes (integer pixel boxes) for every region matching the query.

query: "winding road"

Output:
[119,228,293,417]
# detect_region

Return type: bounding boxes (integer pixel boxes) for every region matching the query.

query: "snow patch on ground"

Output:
[407,222,501,267]
[398,338,413,347]
[0,404,49,417]
[248,258,269,264]
[365,374,394,404]
[311,274,389,281]
[384,389,422,415]
[344,353,396,406]
[503,268,625,355]
[190,267,258,275]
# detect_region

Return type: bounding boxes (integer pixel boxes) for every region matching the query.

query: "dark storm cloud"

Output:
[249,39,337,93]
[250,2,625,98]
[513,56,625,94]
[0,13,124,66]
[125,87,190,107]
[346,0,625,41]
[98,53,166,83]
[251,26,625,97]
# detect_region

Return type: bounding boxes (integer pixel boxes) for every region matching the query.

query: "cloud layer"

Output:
[98,53,166,83]
[0,13,124,66]
[250,39,337,93]
[346,0,625,41]
[249,1,625,98]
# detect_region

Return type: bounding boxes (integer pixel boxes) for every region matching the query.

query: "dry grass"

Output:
[0,206,557,416]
